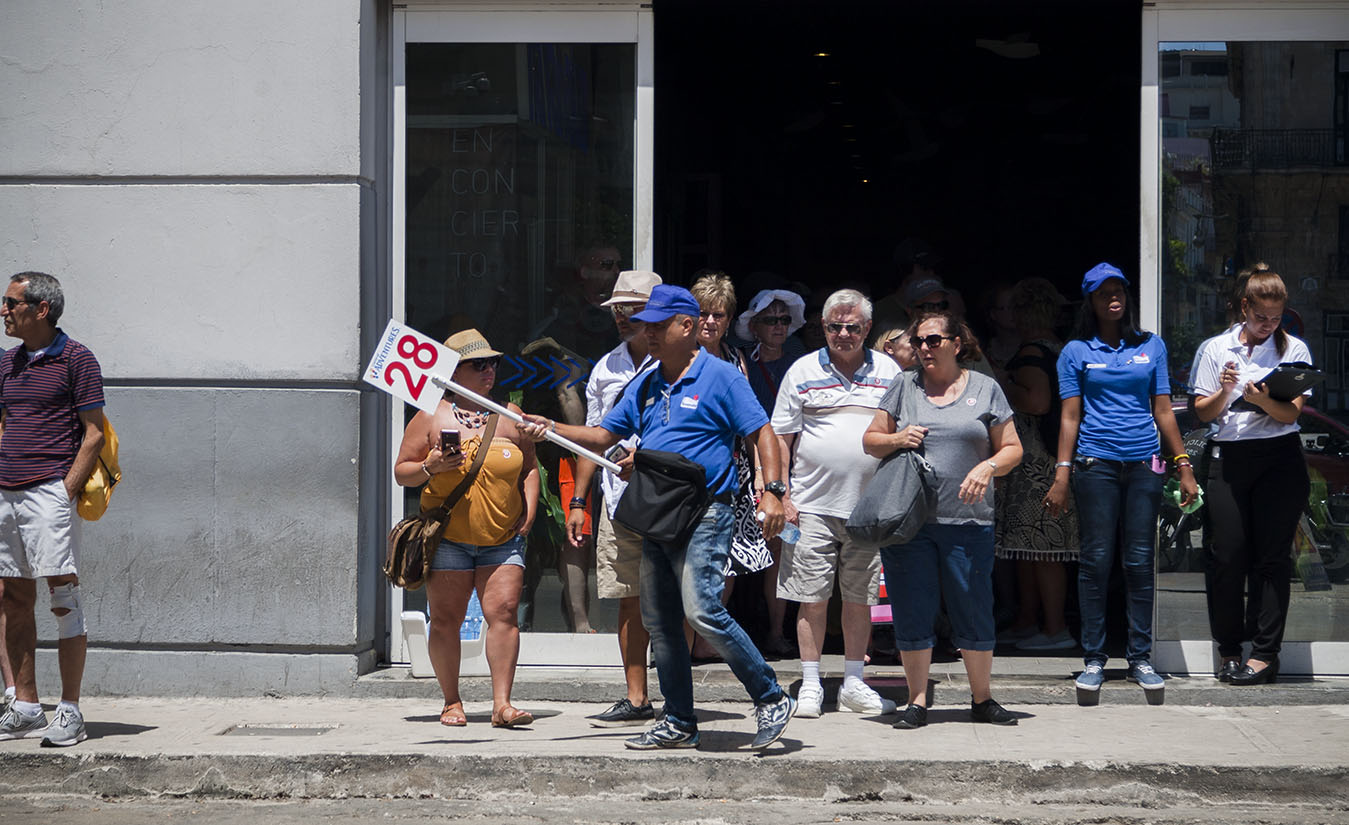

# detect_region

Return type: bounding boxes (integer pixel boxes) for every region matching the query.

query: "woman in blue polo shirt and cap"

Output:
[1045,263,1198,706]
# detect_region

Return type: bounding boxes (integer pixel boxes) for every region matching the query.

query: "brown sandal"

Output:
[440,701,467,727]
[490,705,534,728]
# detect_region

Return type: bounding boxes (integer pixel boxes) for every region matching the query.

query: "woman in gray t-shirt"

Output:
[863,311,1023,730]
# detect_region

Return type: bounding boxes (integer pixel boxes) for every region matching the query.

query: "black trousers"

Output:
[1204,433,1308,660]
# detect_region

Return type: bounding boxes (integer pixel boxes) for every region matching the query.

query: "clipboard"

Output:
[1230,361,1324,413]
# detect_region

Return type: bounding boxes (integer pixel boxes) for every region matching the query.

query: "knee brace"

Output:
[49,583,86,639]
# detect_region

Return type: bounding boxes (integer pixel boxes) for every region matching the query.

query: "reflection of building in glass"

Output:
[1161,48,1240,139]
[1161,46,1236,381]
[1206,42,1349,410]
[404,44,635,360]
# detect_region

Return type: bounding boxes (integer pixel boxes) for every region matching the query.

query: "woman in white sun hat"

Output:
[736,288,807,657]
[737,289,808,418]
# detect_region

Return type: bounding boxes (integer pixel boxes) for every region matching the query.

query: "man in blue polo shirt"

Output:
[521,284,796,751]
[0,272,105,747]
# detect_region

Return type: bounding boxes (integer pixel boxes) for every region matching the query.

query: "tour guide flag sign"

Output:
[364,320,462,414]
[363,319,622,474]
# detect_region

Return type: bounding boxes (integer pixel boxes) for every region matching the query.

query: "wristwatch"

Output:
[764,480,788,498]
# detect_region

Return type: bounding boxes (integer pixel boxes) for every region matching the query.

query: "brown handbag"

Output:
[385,414,499,590]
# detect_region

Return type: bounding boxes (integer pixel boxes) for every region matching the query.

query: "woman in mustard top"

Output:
[395,329,539,728]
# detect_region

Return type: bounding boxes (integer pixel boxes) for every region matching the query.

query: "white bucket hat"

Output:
[735,289,807,340]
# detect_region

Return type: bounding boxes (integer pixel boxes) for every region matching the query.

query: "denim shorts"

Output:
[430,534,526,572]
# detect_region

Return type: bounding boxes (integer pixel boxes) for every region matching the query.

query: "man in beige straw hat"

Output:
[566,270,661,727]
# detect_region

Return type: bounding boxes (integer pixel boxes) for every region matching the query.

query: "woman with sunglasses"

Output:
[686,274,772,662]
[735,288,808,657]
[394,329,539,729]
[1190,271,1311,686]
[1045,263,1198,706]
[863,311,1023,729]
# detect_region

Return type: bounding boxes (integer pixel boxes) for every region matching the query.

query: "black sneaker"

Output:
[970,698,1018,726]
[624,718,699,750]
[588,698,655,728]
[747,692,795,749]
[892,703,928,729]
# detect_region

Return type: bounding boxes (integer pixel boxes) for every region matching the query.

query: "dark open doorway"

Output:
[654,0,1141,324]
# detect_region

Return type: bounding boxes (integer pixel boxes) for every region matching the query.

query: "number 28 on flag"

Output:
[363,320,461,414]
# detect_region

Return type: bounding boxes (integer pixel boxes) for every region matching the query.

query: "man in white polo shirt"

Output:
[771,288,900,718]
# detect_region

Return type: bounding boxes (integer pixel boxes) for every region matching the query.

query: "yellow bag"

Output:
[77,418,121,521]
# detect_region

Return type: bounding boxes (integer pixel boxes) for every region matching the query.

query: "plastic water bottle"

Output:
[757,511,801,544]
[460,590,485,642]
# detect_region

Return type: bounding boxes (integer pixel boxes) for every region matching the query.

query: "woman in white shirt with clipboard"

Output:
[1190,271,1321,686]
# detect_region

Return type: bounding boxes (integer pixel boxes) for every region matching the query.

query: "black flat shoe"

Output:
[892,703,928,729]
[971,698,1018,726]
[1216,660,1242,683]
[1229,659,1279,686]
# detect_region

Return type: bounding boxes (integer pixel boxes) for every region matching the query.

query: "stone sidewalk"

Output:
[0,693,1346,807]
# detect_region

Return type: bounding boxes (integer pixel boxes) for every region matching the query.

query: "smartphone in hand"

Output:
[440,429,461,454]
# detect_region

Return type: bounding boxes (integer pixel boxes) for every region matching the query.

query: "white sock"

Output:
[3,686,13,700]
[843,659,866,689]
[800,660,821,690]
[12,700,41,715]
[57,699,79,714]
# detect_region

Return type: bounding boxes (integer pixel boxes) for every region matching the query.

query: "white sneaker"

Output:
[836,680,897,715]
[795,683,823,718]
[0,705,48,740]
[39,705,86,748]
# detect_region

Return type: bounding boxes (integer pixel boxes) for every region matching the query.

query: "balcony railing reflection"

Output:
[1211,128,1340,170]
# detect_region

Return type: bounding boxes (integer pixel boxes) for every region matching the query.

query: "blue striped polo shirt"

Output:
[0,330,106,489]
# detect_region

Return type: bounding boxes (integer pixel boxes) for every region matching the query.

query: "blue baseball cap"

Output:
[632,284,701,323]
[1081,262,1129,296]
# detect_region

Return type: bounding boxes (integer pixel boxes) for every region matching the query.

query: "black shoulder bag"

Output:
[612,372,712,546]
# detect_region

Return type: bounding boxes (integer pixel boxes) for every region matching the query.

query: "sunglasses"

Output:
[916,300,950,312]
[910,334,956,350]
[755,315,793,327]
[464,356,501,372]
[825,322,863,335]
[592,258,619,271]
[1,297,31,311]
[611,304,642,320]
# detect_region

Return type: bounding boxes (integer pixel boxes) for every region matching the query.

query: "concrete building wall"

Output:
[0,0,385,695]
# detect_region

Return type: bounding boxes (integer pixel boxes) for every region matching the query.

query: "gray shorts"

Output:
[0,479,81,580]
[776,512,880,604]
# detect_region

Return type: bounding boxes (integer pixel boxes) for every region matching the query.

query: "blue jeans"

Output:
[640,502,782,730]
[1071,456,1164,667]
[880,523,996,652]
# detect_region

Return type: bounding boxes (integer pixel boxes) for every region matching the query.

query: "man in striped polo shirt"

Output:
[0,272,105,747]
[770,288,901,719]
